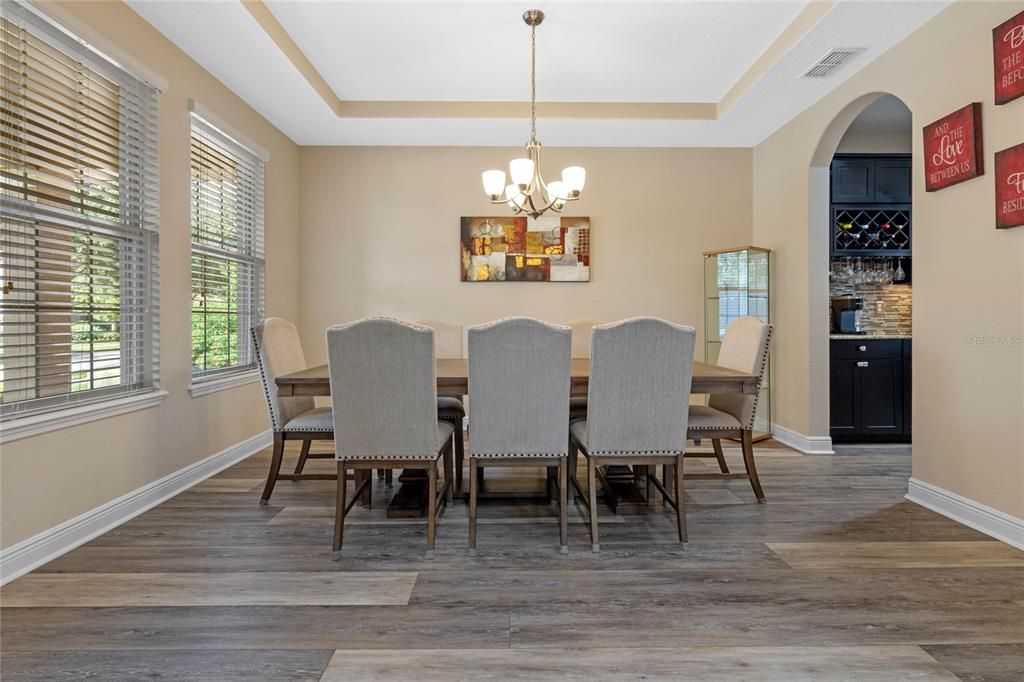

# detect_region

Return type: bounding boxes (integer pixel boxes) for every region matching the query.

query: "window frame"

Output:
[187,106,267,392]
[0,0,162,431]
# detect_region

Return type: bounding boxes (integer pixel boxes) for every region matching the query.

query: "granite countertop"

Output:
[830,333,912,340]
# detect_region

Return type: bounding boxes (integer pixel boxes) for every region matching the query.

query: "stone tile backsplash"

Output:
[830,282,912,335]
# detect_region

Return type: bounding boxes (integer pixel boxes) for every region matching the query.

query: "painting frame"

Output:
[459,215,591,283]
[922,103,984,192]
[995,142,1024,229]
[994,9,1024,106]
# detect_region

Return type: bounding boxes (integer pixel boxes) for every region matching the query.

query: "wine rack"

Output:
[832,206,911,256]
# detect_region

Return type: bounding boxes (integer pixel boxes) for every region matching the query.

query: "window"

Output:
[189,112,265,382]
[0,2,159,420]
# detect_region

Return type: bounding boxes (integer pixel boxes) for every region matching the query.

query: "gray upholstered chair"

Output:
[418,320,467,492]
[687,316,773,502]
[327,318,454,559]
[253,317,337,504]
[567,318,606,422]
[569,317,696,551]
[467,318,572,555]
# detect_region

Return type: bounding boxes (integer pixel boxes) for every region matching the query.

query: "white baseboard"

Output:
[0,430,271,585]
[770,423,834,454]
[906,478,1024,551]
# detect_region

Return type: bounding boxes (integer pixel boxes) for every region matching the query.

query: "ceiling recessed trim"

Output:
[242,0,829,122]
[718,0,837,115]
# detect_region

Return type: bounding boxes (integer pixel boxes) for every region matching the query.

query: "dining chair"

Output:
[418,320,467,492]
[687,316,773,502]
[566,318,606,422]
[327,318,454,559]
[467,317,572,555]
[253,317,338,505]
[569,317,695,551]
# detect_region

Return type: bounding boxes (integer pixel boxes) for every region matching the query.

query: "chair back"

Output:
[586,318,695,455]
[468,318,571,456]
[326,318,439,459]
[567,318,607,358]
[252,317,314,431]
[708,317,773,430]
[418,320,464,359]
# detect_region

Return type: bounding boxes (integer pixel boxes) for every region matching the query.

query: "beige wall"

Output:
[297,147,752,366]
[0,1,300,549]
[754,0,1024,517]
[835,129,913,154]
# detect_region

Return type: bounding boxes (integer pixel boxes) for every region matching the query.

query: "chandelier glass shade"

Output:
[481,10,585,219]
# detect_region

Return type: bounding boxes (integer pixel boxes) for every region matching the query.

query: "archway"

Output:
[807,92,913,442]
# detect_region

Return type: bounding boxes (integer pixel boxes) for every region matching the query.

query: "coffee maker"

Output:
[831,295,864,334]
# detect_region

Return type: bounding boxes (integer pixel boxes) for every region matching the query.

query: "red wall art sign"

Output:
[994,9,1024,105]
[922,103,984,192]
[995,142,1024,229]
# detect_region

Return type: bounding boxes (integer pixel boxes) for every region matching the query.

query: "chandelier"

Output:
[481,10,586,219]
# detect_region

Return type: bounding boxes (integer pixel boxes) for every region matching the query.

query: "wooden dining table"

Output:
[276,358,759,516]
[276,358,760,399]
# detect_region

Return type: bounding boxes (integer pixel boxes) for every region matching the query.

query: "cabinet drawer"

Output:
[831,339,902,359]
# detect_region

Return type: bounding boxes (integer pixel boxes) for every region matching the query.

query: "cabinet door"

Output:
[857,358,904,437]
[830,359,858,436]
[831,159,875,203]
[875,158,912,202]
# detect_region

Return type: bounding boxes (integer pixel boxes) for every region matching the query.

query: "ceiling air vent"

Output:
[802,48,866,79]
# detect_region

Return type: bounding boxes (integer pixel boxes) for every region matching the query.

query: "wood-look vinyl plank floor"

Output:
[768,540,1024,569]
[921,644,1024,682]
[0,572,417,607]
[0,649,334,682]
[2,440,1022,680]
[318,645,957,681]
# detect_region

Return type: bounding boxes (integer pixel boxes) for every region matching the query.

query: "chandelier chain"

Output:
[530,21,537,142]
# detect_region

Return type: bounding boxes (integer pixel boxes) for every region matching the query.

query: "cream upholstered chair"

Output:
[569,318,696,551]
[253,317,337,504]
[327,318,454,560]
[467,318,572,555]
[418,320,467,491]
[687,316,773,502]
[566,318,606,422]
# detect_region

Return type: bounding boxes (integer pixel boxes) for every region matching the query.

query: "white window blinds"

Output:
[189,112,265,381]
[0,2,160,419]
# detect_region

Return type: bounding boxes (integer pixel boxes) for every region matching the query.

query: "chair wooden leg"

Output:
[454,422,465,494]
[443,443,454,504]
[260,432,286,505]
[712,438,730,474]
[568,440,579,503]
[362,470,372,510]
[741,430,766,502]
[663,463,674,508]
[587,456,600,552]
[426,461,438,558]
[384,469,393,487]
[332,461,346,561]
[558,456,568,554]
[675,454,688,548]
[294,439,312,474]
[468,458,478,555]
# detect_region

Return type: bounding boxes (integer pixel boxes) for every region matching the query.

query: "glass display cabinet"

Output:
[703,246,772,440]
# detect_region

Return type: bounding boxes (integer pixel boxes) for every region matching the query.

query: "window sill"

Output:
[189,371,260,398]
[0,390,169,445]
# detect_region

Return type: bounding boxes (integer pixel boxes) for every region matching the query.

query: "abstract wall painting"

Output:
[460,216,590,282]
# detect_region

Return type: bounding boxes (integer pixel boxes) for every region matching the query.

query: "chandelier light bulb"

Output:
[481,170,506,199]
[546,180,568,203]
[505,184,525,209]
[561,166,586,196]
[509,158,535,191]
